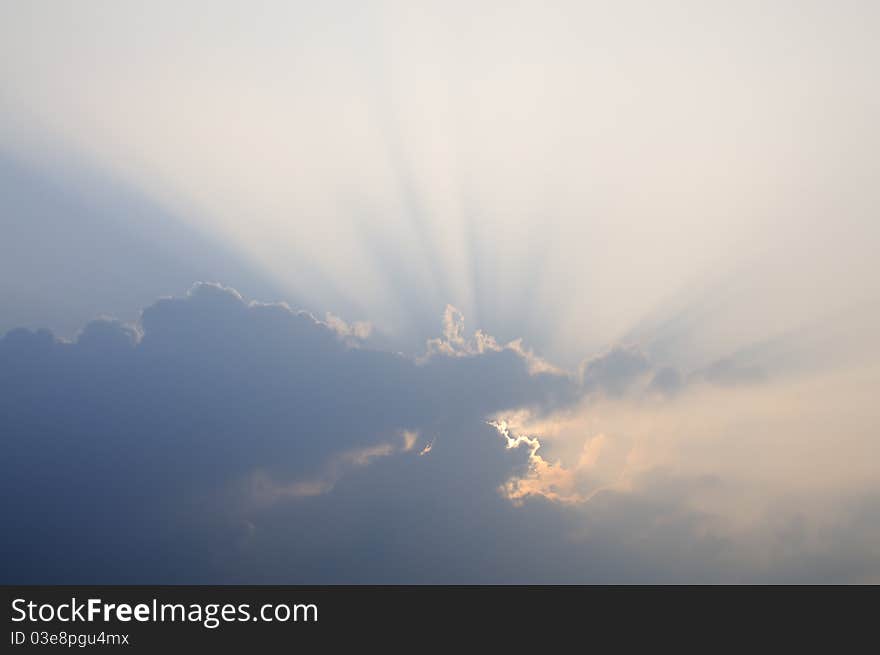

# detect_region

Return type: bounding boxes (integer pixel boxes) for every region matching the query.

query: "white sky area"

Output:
[3,1,877,364]
[2,1,879,581]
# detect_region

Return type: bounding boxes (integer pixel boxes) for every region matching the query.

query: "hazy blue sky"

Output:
[1,1,879,582]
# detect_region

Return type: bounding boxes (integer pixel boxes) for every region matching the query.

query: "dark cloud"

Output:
[1,284,872,583]
[0,283,581,582]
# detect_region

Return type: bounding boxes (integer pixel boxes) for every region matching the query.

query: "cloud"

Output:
[1,283,878,583]
[689,356,767,387]
[649,366,683,394]
[323,312,373,343]
[0,283,577,582]
[580,345,651,396]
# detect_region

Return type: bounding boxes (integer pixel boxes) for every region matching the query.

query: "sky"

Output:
[1,1,879,582]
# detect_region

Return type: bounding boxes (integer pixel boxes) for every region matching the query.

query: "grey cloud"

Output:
[581,345,651,396]
[690,356,767,387]
[580,343,770,399]
[0,283,577,582]
[1,284,874,583]
[649,366,683,394]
